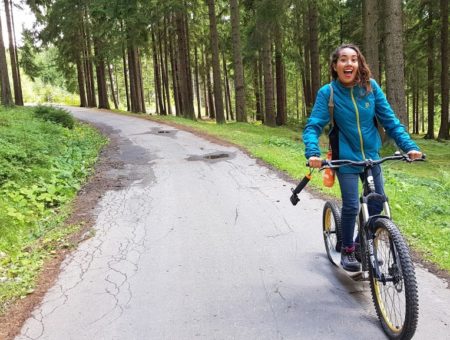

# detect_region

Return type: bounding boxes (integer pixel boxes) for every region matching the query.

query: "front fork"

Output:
[358,201,392,279]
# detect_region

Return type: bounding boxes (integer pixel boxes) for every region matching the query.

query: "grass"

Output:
[130,113,450,272]
[0,106,107,312]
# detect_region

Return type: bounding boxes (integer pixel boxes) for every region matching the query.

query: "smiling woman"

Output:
[333,48,358,86]
[303,43,422,272]
[330,44,373,92]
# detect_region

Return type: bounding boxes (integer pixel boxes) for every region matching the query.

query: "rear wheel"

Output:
[369,218,418,339]
[322,201,342,266]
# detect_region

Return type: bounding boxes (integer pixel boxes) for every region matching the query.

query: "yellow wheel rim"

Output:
[324,209,331,232]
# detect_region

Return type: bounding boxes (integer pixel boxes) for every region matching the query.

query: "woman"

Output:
[302,44,422,272]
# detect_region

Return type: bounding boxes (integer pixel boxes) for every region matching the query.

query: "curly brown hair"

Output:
[330,44,372,93]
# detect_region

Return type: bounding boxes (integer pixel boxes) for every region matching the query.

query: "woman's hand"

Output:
[308,156,323,168]
[407,150,423,161]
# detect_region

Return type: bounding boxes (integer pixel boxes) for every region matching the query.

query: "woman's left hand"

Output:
[407,150,422,160]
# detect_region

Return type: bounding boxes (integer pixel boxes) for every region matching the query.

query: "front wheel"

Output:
[322,201,342,266]
[369,218,418,339]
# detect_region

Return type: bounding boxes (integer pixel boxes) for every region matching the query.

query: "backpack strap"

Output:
[327,83,339,158]
[328,84,334,127]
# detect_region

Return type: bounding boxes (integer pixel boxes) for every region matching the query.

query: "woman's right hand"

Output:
[308,156,323,168]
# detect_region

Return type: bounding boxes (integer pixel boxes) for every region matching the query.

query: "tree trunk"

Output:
[163,17,172,115]
[421,91,425,133]
[4,0,22,105]
[222,52,229,121]
[127,47,136,112]
[438,0,449,139]
[194,46,202,119]
[275,27,286,126]
[201,46,209,117]
[94,42,110,110]
[155,59,160,115]
[10,0,23,105]
[425,3,435,139]
[128,44,144,113]
[205,49,215,119]
[302,11,312,115]
[253,58,262,121]
[0,11,12,106]
[81,25,92,107]
[137,49,146,113]
[384,0,407,125]
[184,11,195,114]
[295,77,299,120]
[224,82,229,120]
[114,63,120,107]
[262,37,275,127]
[108,63,119,109]
[158,34,168,115]
[223,51,233,121]
[308,0,320,104]
[206,0,225,123]
[96,65,107,110]
[152,31,165,114]
[83,12,97,107]
[76,52,87,107]
[363,0,380,83]
[230,0,246,122]
[169,14,181,116]
[413,71,419,134]
[175,9,195,119]
[122,45,130,111]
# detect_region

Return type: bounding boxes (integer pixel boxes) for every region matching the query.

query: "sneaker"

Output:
[341,246,361,272]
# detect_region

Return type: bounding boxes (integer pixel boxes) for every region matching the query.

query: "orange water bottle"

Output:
[323,150,335,188]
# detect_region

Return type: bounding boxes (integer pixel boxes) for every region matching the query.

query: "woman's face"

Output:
[334,47,358,87]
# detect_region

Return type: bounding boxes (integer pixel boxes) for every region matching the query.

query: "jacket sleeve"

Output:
[302,86,330,159]
[371,79,420,152]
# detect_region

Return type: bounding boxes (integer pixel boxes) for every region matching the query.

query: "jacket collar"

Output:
[332,78,354,91]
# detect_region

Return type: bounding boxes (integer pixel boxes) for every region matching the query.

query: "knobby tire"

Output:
[369,218,418,340]
[322,201,342,265]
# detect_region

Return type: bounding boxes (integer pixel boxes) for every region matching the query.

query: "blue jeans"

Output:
[336,165,385,248]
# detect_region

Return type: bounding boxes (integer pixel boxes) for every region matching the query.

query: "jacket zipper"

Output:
[350,88,366,159]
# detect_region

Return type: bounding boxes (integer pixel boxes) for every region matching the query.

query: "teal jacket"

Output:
[303,79,419,173]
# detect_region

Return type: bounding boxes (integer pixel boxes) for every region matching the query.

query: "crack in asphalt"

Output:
[259,269,284,340]
[18,131,156,339]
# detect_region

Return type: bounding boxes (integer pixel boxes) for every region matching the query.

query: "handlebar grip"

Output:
[290,174,311,206]
[306,160,328,167]
[406,153,427,162]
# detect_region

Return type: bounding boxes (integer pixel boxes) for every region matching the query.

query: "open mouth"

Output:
[344,69,353,75]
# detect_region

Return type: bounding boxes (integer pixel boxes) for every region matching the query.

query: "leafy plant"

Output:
[0,106,106,312]
[34,105,75,129]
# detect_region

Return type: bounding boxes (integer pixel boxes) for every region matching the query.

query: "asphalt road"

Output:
[17,107,450,339]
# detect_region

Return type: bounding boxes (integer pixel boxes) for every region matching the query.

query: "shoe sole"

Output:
[340,262,361,273]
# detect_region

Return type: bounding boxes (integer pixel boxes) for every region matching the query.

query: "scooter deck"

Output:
[342,269,369,281]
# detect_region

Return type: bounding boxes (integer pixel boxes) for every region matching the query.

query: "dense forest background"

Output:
[1,0,449,139]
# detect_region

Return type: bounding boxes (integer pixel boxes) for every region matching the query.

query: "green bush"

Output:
[0,106,107,311]
[34,105,75,129]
